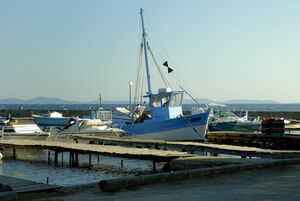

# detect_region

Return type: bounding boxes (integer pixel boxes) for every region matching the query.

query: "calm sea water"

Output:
[1,103,300,111]
[0,148,153,186]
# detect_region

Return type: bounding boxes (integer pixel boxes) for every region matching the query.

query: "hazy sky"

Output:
[1,0,300,103]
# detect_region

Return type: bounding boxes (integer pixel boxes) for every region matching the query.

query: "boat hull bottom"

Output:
[127,124,207,141]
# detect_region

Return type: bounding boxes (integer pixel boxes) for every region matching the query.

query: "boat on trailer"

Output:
[116,9,210,141]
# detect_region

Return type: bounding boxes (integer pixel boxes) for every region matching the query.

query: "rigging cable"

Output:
[134,43,144,106]
[147,43,171,88]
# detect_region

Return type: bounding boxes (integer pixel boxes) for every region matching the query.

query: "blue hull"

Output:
[117,112,210,141]
[33,115,70,127]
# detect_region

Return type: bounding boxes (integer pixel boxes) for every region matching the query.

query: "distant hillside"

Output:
[0,98,25,104]
[183,98,213,104]
[0,97,128,104]
[0,97,281,105]
[0,97,78,104]
[223,99,281,104]
[183,98,281,105]
[26,97,79,104]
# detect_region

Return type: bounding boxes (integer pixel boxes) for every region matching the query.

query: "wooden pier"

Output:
[72,134,300,159]
[0,175,59,193]
[0,139,192,172]
[207,131,300,149]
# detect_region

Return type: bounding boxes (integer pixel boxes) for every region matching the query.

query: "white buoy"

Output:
[0,152,3,160]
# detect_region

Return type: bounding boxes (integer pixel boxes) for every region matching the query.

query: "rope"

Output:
[147,44,171,88]
[179,114,203,139]
[134,44,144,106]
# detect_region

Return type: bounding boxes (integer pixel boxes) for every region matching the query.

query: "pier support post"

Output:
[69,152,72,167]
[89,153,92,168]
[152,160,157,173]
[121,160,124,174]
[97,154,100,163]
[12,147,16,160]
[54,149,58,167]
[75,152,79,167]
[61,151,64,167]
[48,151,51,165]
[69,152,75,167]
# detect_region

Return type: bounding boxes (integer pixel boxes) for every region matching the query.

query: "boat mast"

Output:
[140,8,152,96]
[99,93,102,109]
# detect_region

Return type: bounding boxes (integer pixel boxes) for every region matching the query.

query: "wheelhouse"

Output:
[150,88,184,120]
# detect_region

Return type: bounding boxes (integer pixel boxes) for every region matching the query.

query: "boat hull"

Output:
[119,112,209,141]
[129,124,207,141]
[32,115,70,127]
[208,121,261,132]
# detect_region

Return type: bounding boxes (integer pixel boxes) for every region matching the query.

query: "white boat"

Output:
[206,104,261,132]
[0,118,50,140]
[114,9,210,141]
[57,118,123,137]
[46,108,124,140]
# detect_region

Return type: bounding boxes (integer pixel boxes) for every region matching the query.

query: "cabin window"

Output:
[152,95,161,108]
[161,94,170,107]
[4,128,15,133]
[170,92,183,107]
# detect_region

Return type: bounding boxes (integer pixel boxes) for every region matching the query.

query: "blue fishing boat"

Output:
[117,9,210,141]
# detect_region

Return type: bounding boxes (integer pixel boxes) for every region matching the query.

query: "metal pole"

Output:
[140,8,152,96]
[129,81,133,111]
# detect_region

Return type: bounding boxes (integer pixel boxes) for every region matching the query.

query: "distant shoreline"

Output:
[1,103,300,112]
[2,108,300,120]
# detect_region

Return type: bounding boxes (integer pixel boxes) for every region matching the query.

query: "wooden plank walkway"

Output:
[0,139,192,162]
[0,175,59,193]
[207,131,300,149]
[72,134,300,159]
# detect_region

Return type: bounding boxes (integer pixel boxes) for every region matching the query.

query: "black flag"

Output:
[163,61,173,73]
